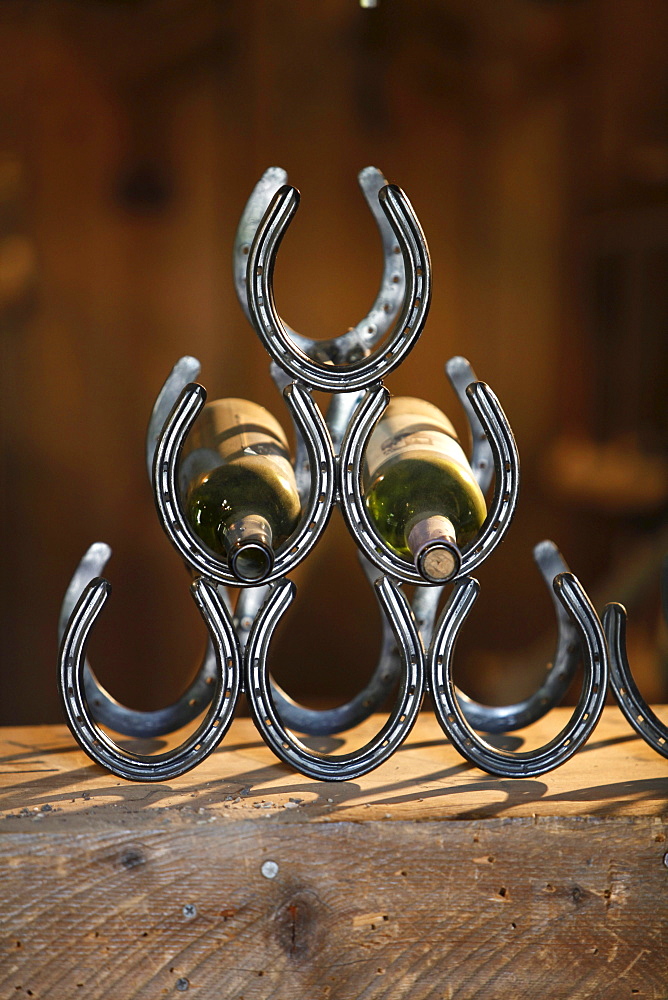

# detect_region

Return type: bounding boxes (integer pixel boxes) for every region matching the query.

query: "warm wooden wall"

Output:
[1,0,667,725]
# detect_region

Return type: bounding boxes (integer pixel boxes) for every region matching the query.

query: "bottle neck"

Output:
[222,513,274,583]
[406,515,461,583]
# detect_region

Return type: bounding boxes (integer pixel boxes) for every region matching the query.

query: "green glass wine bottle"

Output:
[363,396,487,582]
[181,398,301,583]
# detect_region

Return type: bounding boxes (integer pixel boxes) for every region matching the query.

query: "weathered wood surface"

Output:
[1,708,667,999]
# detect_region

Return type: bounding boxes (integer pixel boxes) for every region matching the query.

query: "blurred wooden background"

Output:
[1,0,667,726]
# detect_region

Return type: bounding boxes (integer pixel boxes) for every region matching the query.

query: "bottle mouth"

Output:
[228,541,274,583]
[407,514,461,583]
[416,539,461,583]
[223,513,274,583]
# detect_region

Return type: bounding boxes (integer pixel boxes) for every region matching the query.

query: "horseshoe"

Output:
[246,183,430,392]
[429,571,608,777]
[455,540,588,732]
[58,542,225,738]
[234,165,407,364]
[604,557,668,759]
[58,575,241,781]
[338,376,519,586]
[245,575,425,780]
[153,379,335,587]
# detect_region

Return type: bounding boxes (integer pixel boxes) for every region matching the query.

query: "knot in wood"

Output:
[273,889,325,960]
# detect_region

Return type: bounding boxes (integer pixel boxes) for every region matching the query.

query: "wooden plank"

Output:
[1,707,667,821]
[1,709,667,998]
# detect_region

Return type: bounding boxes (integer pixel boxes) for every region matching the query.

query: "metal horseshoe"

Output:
[59,574,241,781]
[58,542,225,738]
[338,375,520,586]
[246,183,431,392]
[455,540,586,732]
[234,166,407,364]
[429,570,608,777]
[603,556,668,759]
[245,575,425,780]
[153,378,335,588]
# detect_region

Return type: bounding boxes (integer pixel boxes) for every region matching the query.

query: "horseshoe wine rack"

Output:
[58,166,611,782]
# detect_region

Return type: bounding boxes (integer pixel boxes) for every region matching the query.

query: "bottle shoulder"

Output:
[185,397,291,461]
[382,396,458,439]
[368,450,483,495]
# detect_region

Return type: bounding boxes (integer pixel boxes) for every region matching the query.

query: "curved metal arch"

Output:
[604,558,668,758]
[245,576,425,781]
[153,380,335,587]
[234,166,407,363]
[338,378,520,586]
[429,572,608,777]
[58,575,241,782]
[246,184,431,392]
[58,543,222,739]
[453,540,584,732]
[445,356,495,495]
[146,355,201,482]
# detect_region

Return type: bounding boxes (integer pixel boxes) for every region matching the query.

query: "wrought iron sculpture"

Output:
[58,166,610,781]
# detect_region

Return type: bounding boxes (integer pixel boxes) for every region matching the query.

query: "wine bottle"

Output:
[181,398,301,582]
[363,396,487,582]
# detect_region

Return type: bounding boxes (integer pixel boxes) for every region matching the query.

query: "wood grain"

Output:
[1,709,667,998]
